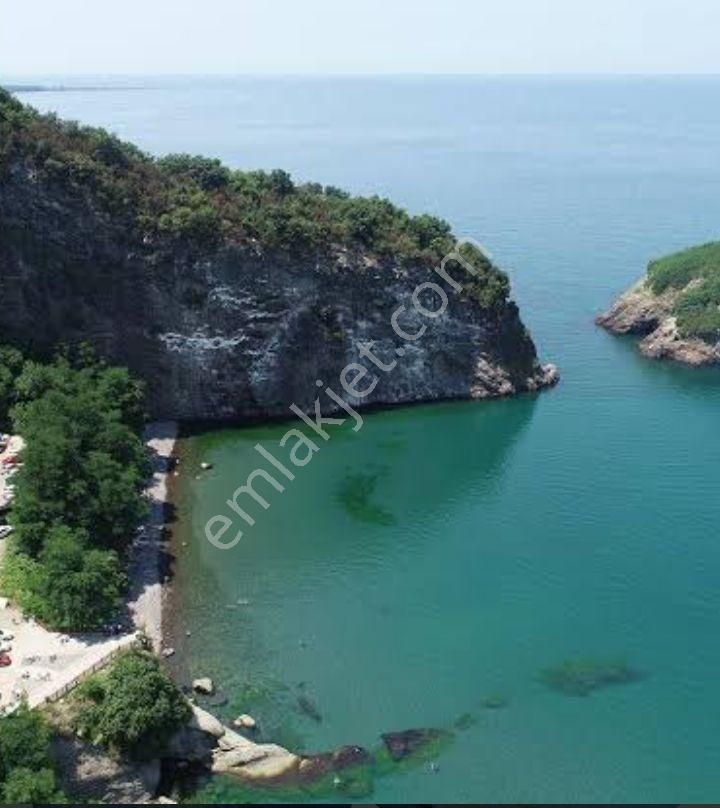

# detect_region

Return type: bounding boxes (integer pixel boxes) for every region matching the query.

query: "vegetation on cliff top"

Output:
[647,241,720,342]
[0,345,147,631]
[0,87,508,306]
[73,649,190,759]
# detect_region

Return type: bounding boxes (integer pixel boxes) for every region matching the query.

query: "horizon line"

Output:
[3,70,720,80]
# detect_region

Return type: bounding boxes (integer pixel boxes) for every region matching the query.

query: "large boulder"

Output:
[212,739,300,782]
[192,677,215,695]
[166,704,225,763]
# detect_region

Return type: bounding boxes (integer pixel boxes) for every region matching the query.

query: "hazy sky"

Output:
[2,0,719,75]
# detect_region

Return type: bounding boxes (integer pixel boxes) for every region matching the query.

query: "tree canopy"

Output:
[0,346,147,630]
[75,650,190,758]
[0,704,66,803]
[0,87,510,309]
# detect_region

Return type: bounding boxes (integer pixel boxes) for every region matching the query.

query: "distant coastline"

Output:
[4,83,147,93]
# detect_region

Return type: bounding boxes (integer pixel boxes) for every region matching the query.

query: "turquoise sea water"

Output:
[12,76,720,802]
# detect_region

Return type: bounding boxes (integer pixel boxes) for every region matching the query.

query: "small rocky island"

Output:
[597,241,720,367]
[0,88,556,419]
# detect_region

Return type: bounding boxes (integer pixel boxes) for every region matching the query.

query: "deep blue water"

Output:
[10,75,720,802]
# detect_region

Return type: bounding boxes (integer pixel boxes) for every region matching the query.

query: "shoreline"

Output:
[127,420,179,652]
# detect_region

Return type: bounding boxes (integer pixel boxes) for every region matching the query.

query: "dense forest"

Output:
[0,345,147,631]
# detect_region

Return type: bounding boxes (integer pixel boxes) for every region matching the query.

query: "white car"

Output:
[0,526,13,540]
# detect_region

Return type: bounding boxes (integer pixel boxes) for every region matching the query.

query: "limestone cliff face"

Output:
[597,279,720,367]
[0,160,557,422]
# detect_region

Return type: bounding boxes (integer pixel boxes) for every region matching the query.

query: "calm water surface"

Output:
[13,76,720,802]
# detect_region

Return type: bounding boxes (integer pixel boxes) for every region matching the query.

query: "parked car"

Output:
[0,654,11,667]
[0,526,12,540]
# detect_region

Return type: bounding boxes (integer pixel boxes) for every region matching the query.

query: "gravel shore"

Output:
[127,421,178,651]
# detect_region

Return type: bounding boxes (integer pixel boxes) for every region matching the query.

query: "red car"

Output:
[1,456,20,467]
[0,653,11,667]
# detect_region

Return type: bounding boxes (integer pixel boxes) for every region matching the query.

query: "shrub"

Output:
[3,767,65,804]
[75,650,190,758]
[647,241,720,293]
[645,242,720,342]
[158,153,231,190]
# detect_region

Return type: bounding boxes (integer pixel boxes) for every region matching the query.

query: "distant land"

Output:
[3,84,145,93]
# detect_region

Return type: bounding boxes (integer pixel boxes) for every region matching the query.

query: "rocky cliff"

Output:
[0,89,557,420]
[597,242,720,367]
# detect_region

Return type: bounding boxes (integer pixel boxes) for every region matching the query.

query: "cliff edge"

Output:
[0,88,557,420]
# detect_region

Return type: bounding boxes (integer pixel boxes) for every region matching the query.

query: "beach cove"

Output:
[16,75,720,803]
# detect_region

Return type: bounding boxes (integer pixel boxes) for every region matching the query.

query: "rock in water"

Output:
[380,728,447,762]
[296,745,371,782]
[192,677,215,695]
[233,714,257,730]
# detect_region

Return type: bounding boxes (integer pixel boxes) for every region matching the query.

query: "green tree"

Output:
[76,651,190,758]
[3,767,65,804]
[32,527,125,631]
[0,345,24,432]
[0,704,51,778]
[158,153,230,190]
[11,351,148,554]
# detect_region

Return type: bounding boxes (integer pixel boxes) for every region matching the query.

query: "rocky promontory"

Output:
[597,242,720,367]
[0,88,556,420]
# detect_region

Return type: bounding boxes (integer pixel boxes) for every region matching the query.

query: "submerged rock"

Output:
[296,745,371,782]
[481,694,509,709]
[296,694,322,723]
[380,728,447,762]
[540,657,644,697]
[454,712,477,730]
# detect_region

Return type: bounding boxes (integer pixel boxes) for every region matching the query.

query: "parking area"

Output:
[0,598,137,711]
